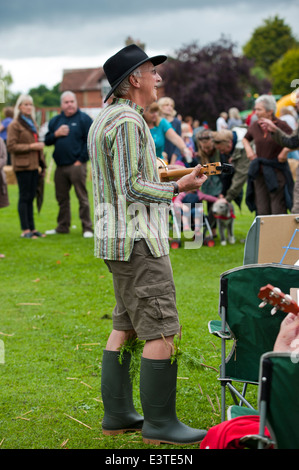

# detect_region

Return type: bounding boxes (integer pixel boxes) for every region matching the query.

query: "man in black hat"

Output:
[88,44,207,445]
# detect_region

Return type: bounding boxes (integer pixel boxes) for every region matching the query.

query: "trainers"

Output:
[45,229,57,235]
[83,231,93,238]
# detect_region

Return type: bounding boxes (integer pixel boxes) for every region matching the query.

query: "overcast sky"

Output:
[1,0,298,94]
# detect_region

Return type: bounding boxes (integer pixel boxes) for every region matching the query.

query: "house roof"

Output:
[60,67,105,92]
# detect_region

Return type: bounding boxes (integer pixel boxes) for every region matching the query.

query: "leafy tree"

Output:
[243,16,298,73]
[28,83,61,107]
[161,38,271,127]
[270,48,299,96]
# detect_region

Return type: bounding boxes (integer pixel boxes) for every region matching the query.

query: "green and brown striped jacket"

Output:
[87,98,175,261]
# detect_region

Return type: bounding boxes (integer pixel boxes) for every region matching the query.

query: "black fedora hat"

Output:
[103,44,167,102]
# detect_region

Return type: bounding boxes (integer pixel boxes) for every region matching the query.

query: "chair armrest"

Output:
[208,320,232,339]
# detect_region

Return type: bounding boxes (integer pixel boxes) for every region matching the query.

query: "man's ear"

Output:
[129,74,141,89]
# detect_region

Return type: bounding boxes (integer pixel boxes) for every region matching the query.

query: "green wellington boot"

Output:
[140,357,207,445]
[101,349,143,435]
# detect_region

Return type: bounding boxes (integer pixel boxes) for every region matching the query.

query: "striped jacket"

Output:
[87,98,175,261]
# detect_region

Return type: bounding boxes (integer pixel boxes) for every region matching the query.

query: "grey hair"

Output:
[60,90,77,104]
[114,67,142,98]
[255,94,277,114]
[14,93,35,119]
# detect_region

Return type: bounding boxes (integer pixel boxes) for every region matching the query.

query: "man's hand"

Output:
[54,125,70,138]
[177,165,208,193]
[274,313,299,352]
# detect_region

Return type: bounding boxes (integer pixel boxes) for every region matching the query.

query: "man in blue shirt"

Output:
[45,91,93,237]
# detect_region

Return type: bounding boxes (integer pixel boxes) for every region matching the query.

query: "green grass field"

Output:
[0,153,256,450]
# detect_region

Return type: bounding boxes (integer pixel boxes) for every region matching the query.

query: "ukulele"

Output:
[157,159,233,182]
[258,284,299,316]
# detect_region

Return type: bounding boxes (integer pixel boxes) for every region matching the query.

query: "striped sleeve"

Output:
[112,119,175,204]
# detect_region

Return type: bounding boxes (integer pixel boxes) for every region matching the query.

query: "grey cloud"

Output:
[1,0,295,27]
[1,0,297,61]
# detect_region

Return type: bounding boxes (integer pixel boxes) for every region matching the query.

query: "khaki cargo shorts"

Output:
[104,239,180,341]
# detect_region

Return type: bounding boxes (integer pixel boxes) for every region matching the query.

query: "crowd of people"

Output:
[1,88,298,251]
[144,94,299,240]
[1,43,299,447]
[1,87,299,255]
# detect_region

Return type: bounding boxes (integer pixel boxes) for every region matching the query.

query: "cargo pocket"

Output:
[135,280,177,326]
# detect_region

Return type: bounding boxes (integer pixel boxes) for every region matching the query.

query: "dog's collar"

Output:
[214,209,236,220]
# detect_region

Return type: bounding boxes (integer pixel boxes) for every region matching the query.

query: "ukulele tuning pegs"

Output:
[284,294,292,304]
[271,307,278,315]
[259,301,267,308]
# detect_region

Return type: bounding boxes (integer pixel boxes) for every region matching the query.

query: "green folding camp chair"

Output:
[208,263,299,421]
[228,352,299,449]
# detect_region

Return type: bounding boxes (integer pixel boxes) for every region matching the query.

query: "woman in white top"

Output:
[216,112,228,131]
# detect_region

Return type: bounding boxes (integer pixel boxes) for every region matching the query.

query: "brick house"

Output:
[60,67,108,108]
